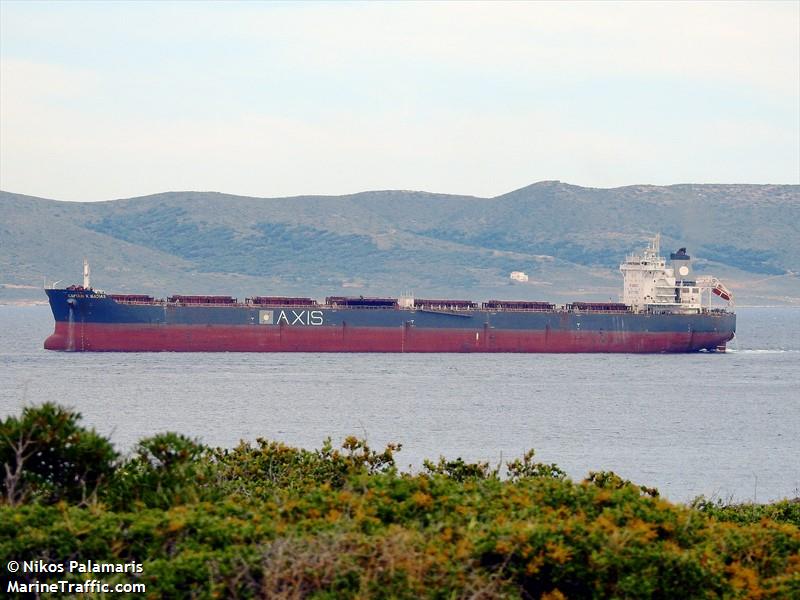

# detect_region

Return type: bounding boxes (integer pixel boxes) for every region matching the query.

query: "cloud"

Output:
[188,2,800,95]
[0,2,797,200]
[8,79,789,202]
[4,2,798,92]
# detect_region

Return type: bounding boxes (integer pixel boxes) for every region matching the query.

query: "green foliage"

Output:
[87,211,413,280]
[422,456,499,482]
[2,403,799,599]
[105,432,208,510]
[692,496,800,527]
[585,470,660,498]
[6,184,799,303]
[210,436,401,501]
[507,449,567,481]
[0,403,117,505]
[702,244,785,275]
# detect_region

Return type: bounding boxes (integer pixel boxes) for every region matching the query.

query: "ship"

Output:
[44,236,736,353]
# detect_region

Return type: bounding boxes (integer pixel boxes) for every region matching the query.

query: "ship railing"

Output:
[563,309,632,314]
[413,306,478,311]
[481,307,557,313]
[319,304,566,312]
[643,307,731,315]
[323,304,399,310]
[167,302,241,307]
[113,299,260,307]
[110,299,166,306]
[485,306,633,314]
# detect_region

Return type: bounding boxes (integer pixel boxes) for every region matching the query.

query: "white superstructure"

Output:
[620,235,733,314]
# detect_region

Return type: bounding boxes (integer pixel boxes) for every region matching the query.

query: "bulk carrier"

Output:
[44,237,735,353]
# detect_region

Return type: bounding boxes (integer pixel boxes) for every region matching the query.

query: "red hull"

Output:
[44,322,731,353]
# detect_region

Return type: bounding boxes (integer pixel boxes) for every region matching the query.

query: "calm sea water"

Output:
[1,305,798,503]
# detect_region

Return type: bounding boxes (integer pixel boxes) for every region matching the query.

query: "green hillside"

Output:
[1,182,798,304]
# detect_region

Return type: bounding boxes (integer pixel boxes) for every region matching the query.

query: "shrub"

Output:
[585,470,660,498]
[692,496,800,527]
[506,449,567,481]
[422,457,498,482]
[2,404,799,598]
[210,436,401,500]
[105,432,208,509]
[0,403,117,505]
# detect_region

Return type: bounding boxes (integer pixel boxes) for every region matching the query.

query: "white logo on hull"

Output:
[261,309,324,326]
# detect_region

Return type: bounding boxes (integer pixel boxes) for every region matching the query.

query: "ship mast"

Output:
[83,258,91,289]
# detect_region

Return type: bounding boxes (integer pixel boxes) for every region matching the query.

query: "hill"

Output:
[1,182,798,304]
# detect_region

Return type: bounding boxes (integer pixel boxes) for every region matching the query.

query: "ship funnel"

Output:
[669,247,692,282]
[83,259,91,289]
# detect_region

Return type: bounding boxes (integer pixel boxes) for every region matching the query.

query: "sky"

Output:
[0,1,798,201]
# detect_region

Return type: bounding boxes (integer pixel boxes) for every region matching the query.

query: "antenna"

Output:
[83,259,91,289]
[649,232,660,255]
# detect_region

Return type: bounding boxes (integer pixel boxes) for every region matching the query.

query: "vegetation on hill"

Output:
[1,182,798,304]
[2,403,799,598]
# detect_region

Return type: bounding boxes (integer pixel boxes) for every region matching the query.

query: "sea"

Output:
[1,305,798,504]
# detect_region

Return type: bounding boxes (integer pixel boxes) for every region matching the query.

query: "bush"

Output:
[422,457,498,481]
[692,496,800,527]
[1,403,799,598]
[105,432,208,509]
[507,449,567,481]
[210,436,401,500]
[0,403,117,505]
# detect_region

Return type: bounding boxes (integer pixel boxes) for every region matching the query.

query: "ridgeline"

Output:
[2,182,799,305]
